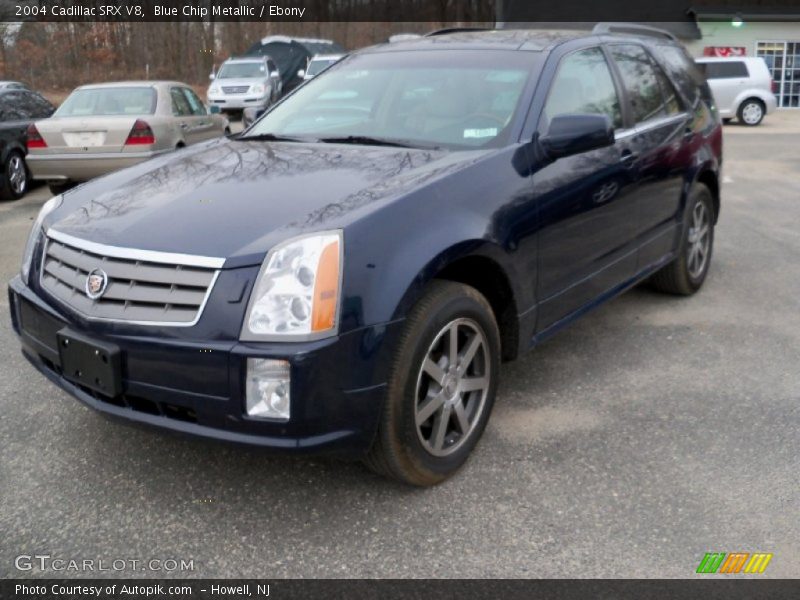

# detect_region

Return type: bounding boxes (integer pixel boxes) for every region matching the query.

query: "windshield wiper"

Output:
[238,132,318,143]
[318,135,440,150]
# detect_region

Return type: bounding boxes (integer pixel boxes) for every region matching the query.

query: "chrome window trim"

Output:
[614,127,636,141]
[46,228,225,269]
[633,112,689,135]
[39,232,223,328]
[614,112,689,141]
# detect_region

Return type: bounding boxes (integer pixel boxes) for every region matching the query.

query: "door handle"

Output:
[620,150,638,166]
[180,123,189,130]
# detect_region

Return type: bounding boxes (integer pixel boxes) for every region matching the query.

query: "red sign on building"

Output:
[703,46,747,57]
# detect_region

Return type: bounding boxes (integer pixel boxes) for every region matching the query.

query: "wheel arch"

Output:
[390,243,522,363]
[0,139,27,165]
[736,92,769,110]
[695,168,720,224]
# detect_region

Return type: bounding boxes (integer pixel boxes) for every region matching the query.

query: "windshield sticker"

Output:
[463,128,498,139]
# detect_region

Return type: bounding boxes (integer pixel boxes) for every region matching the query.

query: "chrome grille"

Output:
[40,232,221,325]
[221,86,249,94]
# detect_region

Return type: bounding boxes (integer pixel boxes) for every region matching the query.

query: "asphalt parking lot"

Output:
[1,114,798,579]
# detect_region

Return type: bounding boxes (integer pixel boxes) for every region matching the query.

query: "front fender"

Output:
[338,147,534,333]
[343,208,512,330]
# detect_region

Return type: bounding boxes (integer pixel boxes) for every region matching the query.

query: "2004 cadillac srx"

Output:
[9,26,722,485]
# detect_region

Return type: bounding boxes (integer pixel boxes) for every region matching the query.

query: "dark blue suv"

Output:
[9,26,722,485]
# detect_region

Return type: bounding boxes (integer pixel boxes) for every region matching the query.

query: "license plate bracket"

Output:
[57,329,122,397]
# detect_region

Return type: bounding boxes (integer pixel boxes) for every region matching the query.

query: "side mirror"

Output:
[540,114,614,160]
[270,70,280,78]
[208,105,221,114]
[208,73,216,81]
[297,69,305,78]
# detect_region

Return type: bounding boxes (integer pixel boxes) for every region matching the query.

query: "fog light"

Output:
[246,358,291,420]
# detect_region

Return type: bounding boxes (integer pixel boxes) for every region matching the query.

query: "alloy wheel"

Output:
[414,317,491,457]
[686,200,710,279]
[8,155,26,196]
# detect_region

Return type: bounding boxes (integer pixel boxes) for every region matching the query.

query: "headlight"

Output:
[251,83,266,95]
[21,195,62,285]
[209,85,219,94]
[241,231,342,341]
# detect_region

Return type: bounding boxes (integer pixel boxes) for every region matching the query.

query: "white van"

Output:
[695,57,777,126]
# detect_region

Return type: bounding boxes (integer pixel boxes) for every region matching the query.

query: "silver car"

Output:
[207,56,282,115]
[27,81,230,194]
[695,57,777,126]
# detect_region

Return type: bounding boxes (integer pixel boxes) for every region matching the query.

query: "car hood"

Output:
[47,138,488,267]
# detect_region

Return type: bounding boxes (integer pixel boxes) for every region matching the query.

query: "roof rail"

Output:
[425,27,492,37]
[592,22,677,42]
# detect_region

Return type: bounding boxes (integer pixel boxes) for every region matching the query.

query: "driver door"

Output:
[533,46,641,331]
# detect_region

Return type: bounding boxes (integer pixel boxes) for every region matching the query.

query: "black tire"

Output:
[738,98,765,126]
[48,181,74,196]
[722,118,733,125]
[650,184,715,295]
[0,150,30,200]
[364,280,501,486]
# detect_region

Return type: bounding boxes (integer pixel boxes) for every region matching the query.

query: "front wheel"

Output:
[649,184,715,295]
[364,280,501,486]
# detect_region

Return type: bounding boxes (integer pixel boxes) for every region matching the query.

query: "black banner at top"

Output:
[5,0,800,23]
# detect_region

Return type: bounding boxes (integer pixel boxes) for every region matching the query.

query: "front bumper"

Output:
[8,275,399,458]
[208,94,270,111]
[27,150,167,182]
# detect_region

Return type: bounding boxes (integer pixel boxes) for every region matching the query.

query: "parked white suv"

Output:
[695,57,777,126]
[207,56,282,116]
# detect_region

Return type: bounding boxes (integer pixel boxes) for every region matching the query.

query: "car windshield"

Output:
[307,58,339,76]
[244,50,540,150]
[218,62,266,79]
[56,87,157,116]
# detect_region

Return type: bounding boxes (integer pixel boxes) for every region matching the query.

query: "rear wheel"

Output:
[364,280,500,486]
[649,184,715,295]
[738,99,764,126]
[0,151,29,200]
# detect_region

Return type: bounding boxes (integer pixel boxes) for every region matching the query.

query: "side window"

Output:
[25,92,55,118]
[181,88,206,116]
[170,87,192,116]
[651,60,683,115]
[704,61,749,79]
[0,94,15,121]
[658,45,705,105]
[542,47,623,131]
[1,92,31,120]
[609,44,668,124]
